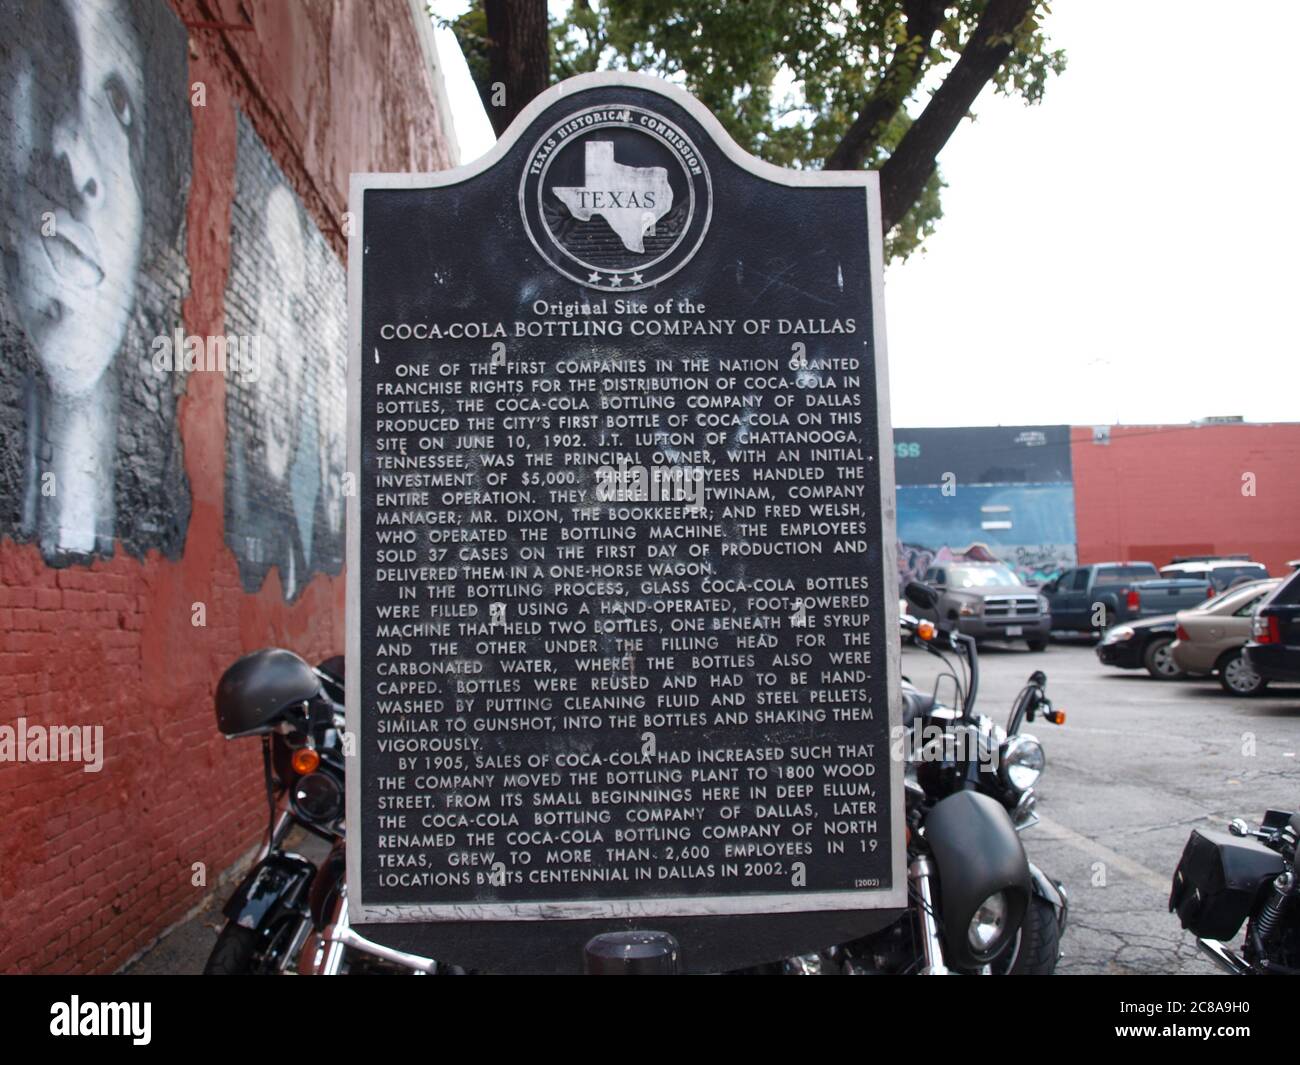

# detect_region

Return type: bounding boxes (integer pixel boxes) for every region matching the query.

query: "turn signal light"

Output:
[916,620,936,642]
[291,747,321,775]
[1046,709,1066,725]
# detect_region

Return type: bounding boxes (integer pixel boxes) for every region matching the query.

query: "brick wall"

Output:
[1071,423,1300,575]
[0,0,452,973]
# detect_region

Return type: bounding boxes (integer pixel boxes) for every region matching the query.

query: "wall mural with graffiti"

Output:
[0,0,191,564]
[224,112,346,601]
[894,426,1078,588]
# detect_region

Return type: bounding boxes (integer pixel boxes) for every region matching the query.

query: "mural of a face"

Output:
[224,115,347,599]
[2,0,144,400]
[254,185,307,482]
[317,307,346,540]
[0,0,191,563]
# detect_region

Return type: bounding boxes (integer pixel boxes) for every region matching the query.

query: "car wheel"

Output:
[1143,636,1185,679]
[1218,649,1269,696]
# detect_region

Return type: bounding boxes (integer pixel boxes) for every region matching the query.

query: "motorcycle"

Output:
[213,593,1068,975]
[204,649,350,974]
[1171,809,1300,975]
[294,659,456,975]
[828,579,1069,975]
[205,648,451,975]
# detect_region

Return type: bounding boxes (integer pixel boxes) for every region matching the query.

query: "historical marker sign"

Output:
[346,73,903,971]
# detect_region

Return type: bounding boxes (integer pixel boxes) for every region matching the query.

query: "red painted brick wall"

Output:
[0,0,452,973]
[1071,424,1300,576]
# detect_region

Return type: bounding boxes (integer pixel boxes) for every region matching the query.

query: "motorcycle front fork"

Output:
[297,888,440,975]
[910,854,953,975]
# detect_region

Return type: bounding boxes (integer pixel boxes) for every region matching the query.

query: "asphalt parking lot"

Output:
[901,636,1300,974]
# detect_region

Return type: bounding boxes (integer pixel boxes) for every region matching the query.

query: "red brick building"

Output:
[0,0,453,973]
[1071,423,1300,576]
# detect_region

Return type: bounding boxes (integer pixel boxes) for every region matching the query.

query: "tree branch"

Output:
[825,0,945,172]
[879,0,1035,231]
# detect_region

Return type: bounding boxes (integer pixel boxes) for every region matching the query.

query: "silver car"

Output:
[1169,578,1280,694]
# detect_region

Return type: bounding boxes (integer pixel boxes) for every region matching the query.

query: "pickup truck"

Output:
[914,560,1051,650]
[1042,562,1215,632]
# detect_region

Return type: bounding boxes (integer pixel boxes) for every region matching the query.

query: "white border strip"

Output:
[346,71,903,923]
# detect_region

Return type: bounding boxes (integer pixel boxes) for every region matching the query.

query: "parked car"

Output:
[1169,579,1280,694]
[1245,568,1300,686]
[914,560,1050,650]
[1159,559,1269,593]
[1096,614,1184,679]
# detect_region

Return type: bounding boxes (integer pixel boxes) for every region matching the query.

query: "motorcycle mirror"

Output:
[904,580,940,612]
[1029,670,1047,687]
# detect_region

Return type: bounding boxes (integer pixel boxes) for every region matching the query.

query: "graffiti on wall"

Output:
[897,540,1077,589]
[224,113,346,601]
[896,482,1078,588]
[0,0,191,563]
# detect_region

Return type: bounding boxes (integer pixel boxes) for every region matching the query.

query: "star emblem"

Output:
[608,274,624,287]
[587,272,602,284]
[629,272,643,285]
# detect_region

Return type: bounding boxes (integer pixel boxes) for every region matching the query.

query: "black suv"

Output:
[1245,568,1300,685]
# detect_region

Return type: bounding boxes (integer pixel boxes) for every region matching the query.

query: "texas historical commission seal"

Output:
[520,104,712,293]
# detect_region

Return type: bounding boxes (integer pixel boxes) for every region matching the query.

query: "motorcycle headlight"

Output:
[1000,734,1045,793]
[1101,625,1135,645]
[967,891,1009,952]
[292,770,343,824]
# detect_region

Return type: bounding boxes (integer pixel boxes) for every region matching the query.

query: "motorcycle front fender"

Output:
[925,790,1031,969]
[308,840,346,931]
[223,852,315,936]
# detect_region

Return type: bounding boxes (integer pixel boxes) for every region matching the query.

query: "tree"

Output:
[443,1,1064,261]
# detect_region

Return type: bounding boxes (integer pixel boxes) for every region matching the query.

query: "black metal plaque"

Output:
[346,73,903,972]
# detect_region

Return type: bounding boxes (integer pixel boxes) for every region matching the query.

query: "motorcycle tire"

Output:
[998,896,1060,976]
[203,923,260,975]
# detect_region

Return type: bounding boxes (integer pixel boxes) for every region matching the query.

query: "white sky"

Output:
[430,1,1300,428]
[429,4,496,162]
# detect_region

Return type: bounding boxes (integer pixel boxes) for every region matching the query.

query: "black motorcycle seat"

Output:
[215,648,321,736]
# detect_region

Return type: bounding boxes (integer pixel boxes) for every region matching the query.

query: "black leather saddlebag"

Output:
[1169,828,1283,940]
